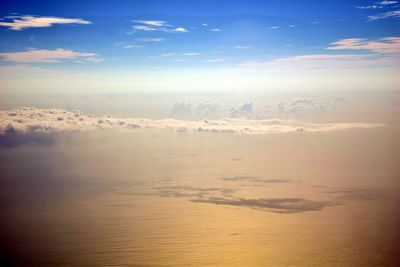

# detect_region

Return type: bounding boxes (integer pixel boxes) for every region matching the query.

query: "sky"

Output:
[0,0,399,93]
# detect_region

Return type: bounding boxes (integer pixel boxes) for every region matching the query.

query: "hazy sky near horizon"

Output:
[0,0,399,93]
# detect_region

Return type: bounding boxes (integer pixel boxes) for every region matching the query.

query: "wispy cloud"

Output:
[270,26,280,29]
[181,52,200,56]
[234,45,250,49]
[368,10,400,20]
[378,0,398,5]
[132,20,169,27]
[161,52,176,57]
[131,19,188,33]
[138,38,164,42]
[161,52,200,57]
[132,25,158,31]
[356,0,398,9]
[328,37,400,54]
[241,36,400,70]
[122,44,143,49]
[0,48,100,63]
[210,28,221,32]
[356,5,383,9]
[241,54,370,69]
[81,57,104,64]
[0,15,91,30]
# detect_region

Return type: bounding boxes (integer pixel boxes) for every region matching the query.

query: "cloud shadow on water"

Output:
[191,197,329,213]
[221,175,294,184]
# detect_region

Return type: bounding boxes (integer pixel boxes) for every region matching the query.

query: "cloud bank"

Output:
[0,107,384,147]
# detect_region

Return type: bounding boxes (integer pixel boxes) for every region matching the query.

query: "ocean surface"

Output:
[1,126,399,266]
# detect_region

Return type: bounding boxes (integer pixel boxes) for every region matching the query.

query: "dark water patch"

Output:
[191,197,328,213]
[221,175,293,184]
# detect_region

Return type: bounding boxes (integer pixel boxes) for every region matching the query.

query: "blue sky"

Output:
[0,0,399,92]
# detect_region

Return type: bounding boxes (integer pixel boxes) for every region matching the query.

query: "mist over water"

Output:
[1,110,400,265]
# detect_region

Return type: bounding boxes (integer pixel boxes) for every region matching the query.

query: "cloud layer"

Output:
[0,107,384,147]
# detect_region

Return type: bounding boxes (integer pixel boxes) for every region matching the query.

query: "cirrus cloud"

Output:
[328,37,400,54]
[368,10,400,20]
[0,48,100,63]
[0,15,91,30]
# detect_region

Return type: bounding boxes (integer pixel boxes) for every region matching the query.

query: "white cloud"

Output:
[131,20,170,31]
[240,53,399,70]
[234,45,250,49]
[0,15,91,30]
[357,1,397,9]
[181,52,200,56]
[174,27,188,32]
[161,53,177,57]
[122,44,143,49]
[328,37,400,54]
[132,20,169,27]
[138,38,164,42]
[132,25,157,31]
[240,37,400,70]
[0,48,100,63]
[210,28,221,32]
[0,107,385,142]
[356,5,382,9]
[202,23,208,26]
[378,0,398,5]
[131,20,188,33]
[83,57,104,64]
[270,26,280,29]
[161,52,200,57]
[368,10,400,20]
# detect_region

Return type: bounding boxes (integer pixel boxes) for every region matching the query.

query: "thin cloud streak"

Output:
[328,37,400,54]
[240,53,399,70]
[368,10,400,20]
[132,20,169,27]
[0,15,91,30]
[0,48,100,63]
